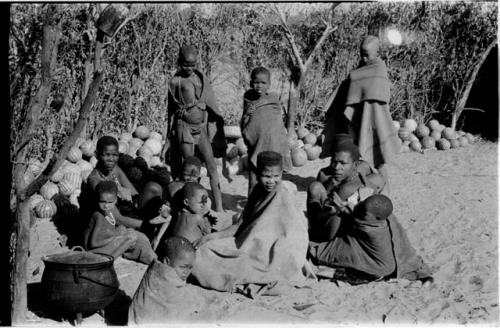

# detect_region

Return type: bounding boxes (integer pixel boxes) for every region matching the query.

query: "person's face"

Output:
[98,192,117,213]
[182,164,201,183]
[360,43,378,65]
[331,151,355,182]
[166,251,195,281]
[257,165,282,192]
[184,188,209,214]
[250,73,270,96]
[97,145,119,173]
[179,53,197,77]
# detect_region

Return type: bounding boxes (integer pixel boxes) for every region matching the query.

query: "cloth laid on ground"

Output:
[309,214,432,281]
[241,91,291,171]
[191,182,315,295]
[321,58,400,167]
[167,69,227,159]
[83,211,156,264]
[128,260,213,324]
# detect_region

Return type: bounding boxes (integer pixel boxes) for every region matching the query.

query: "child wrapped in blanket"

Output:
[83,181,156,264]
[128,236,213,324]
[241,67,292,195]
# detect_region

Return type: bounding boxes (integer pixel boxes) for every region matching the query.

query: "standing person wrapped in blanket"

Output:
[161,45,227,212]
[241,67,292,195]
[308,139,433,286]
[192,151,314,297]
[321,36,400,193]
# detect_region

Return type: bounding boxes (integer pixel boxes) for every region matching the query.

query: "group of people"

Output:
[76,36,433,324]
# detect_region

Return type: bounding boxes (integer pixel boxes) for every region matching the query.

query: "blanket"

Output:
[191,182,314,293]
[167,69,227,170]
[310,214,432,280]
[128,260,212,324]
[321,58,399,166]
[241,91,291,171]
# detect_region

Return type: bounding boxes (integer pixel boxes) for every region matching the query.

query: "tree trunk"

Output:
[287,82,297,133]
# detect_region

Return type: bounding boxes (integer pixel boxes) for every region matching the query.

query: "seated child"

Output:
[241,67,291,195]
[83,181,157,265]
[309,194,433,286]
[128,236,212,324]
[167,156,203,212]
[170,182,213,243]
[82,136,165,237]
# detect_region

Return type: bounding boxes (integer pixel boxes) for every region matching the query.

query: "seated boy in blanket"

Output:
[166,156,205,211]
[169,182,215,243]
[82,136,167,237]
[128,236,213,324]
[84,181,156,265]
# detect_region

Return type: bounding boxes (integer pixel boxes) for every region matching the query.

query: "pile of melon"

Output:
[396,119,477,153]
[288,127,323,167]
[224,131,249,176]
[25,125,169,221]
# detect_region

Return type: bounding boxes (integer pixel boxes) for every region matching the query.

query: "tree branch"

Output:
[303,25,337,71]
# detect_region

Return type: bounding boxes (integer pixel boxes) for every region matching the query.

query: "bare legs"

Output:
[375,164,390,196]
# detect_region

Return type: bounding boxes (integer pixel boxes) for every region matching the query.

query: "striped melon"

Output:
[63,171,82,190]
[134,125,150,140]
[28,159,44,177]
[129,138,144,148]
[79,140,95,158]
[50,168,65,183]
[120,132,133,143]
[149,131,163,141]
[118,141,129,154]
[40,182,59,200]
[67,147,83,163]
[89,156,98,168]
[28,194,45,210]
[144,138,162,156]
[58,179,76,196]
[35,200,57,218]
[137,145,154,159]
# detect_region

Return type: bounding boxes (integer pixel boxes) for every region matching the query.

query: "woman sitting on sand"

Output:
[308,136,433,285]
[191,151,315,297]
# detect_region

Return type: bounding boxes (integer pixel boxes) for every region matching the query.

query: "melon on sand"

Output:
[403,118,418,132]
[303,133,317,146]
[79,140,95,158]
[134,125,150,140]
[294,140,305,149]
[291,148,307,167]
[118,141,129,154]
[421,136,436,150]
[144,138,162,156]
[449,139,460,149]
[428,119,440,131]
[129,138,144,148]
[409,133,419,143]
[442,127,456,140]
[409,140,423,153]
[137,145,154,160]
[120,132,133,143]
[436,138,451,150]
[400,141,410,153]
[150,156,163,168]
[465,133,475,144]
[430,130,442,141]
[458,136,469,147]
[67,147,83,163]
[149,131,162,141]
[415,124,430,138]
[398,128,411,141]
[393,121,401,130]
[34,199,57,219]
[305,146,321,160]
[235,138,247,155]
[297,127,310,139]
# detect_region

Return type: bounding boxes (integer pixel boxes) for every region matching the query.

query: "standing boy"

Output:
[162,45,226,212]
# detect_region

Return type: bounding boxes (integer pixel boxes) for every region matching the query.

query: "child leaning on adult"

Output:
[307,135,433,286]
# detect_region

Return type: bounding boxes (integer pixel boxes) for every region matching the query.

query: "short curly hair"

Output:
[158,236,196,261]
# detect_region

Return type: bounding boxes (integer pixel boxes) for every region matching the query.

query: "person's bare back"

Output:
[171,211,211,243]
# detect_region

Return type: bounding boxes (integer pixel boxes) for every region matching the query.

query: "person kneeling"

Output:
[128,236,212,324]
[84,181,156,265]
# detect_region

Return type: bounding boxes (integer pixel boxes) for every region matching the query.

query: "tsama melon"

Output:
[58,179,76,196]
[403,119,418,132]
[150,156,163,168]
[428,119,440,131]
[118,141,129,154]
[436,139,451,150]
[291,148,307,167]
[134,125,150,140]
[40,182,59,200]
[120,132,133,143]
[430,130,442,141]
[465,133,475,144]
[294,140,305,149]
[297,127,310,140]
[149,131,163,141]
[67,147,82,163]
[303,133,317,146]
[409,134,419,143]
[449,139,460,149]
[393,121,401,130]
[28,194,45,210]
[137,145,154,159]
[415,124,430,138]
[50,168,65,183]
[89,156,98,168]
[129,138,144,148]
[442,128,456,140]
[63,171,82,190]
[306,146,321,160]
[409,140,422,153]
[28,159,44,177]
[35,200,57,218]
[79,140,95,158]
[144,138,162,156]
[458,136,469,147]
[398,128,411,141]
[421,136,435,150]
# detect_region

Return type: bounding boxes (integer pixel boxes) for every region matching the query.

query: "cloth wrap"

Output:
[128,260,212,324]
[309,214,432,280]
[167,69,227,163]
[241,91,291,171]
[321,58,400,167]
[191,182,313,293]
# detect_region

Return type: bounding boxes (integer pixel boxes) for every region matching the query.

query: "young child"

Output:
[83,181,157,265]
[128,236,212,324]
[241,67,291,195]
[82,136,165,236]
[307,135,385,240]
[166,156,203,212]
[170,182,213,243]
[322,36,400,192]
[163,45,226,212]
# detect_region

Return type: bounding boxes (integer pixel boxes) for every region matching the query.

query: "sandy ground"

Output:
[26,141,498,325]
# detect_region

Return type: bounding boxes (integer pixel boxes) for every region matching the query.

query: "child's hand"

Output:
[149,215,169,225]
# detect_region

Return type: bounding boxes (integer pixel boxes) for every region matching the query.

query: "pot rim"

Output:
[42,252,114,270]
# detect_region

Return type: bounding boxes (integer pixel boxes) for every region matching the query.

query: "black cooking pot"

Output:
[41,246,119,315]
